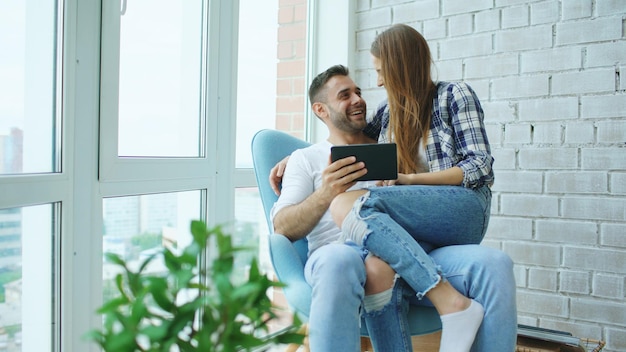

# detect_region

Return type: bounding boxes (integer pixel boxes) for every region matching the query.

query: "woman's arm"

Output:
[394,166,464,185]
[446,82,494,188]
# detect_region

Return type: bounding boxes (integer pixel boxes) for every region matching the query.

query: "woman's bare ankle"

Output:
[451,294,471,313]
[429,282,471,315]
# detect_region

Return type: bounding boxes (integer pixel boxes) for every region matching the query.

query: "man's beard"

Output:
[328,108,366,133]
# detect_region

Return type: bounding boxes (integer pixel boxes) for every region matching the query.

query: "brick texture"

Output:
[271,1,625,349]
[351,2,625,350]
[276,0,307,138]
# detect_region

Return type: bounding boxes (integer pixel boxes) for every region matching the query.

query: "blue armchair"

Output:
[251,129,442,350]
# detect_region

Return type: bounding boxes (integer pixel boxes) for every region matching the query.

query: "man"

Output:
[270,65,517,351]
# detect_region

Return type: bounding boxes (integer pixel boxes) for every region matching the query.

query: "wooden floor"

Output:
[412,331,442,351]
[360,331,441,352]
[278,330,442,352]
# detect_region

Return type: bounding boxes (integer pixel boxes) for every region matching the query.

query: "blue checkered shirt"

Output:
[363,81,494,189]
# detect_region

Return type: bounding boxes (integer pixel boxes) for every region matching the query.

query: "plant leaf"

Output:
[97,296,129,314]
[140,322,170,341]
[104,252,127,267]
[145,276,174,311]
[102,329,137,351]
[88,220,303,352]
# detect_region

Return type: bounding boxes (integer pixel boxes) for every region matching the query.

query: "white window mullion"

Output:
[0,175,68,208]
[98,0,122,177]
[205,0,238,228]
[64,0,104,350]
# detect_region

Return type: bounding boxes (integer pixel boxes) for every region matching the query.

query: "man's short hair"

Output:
[308,65,350,105]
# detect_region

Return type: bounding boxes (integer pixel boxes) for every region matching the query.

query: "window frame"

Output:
[68,1,241,350]
[0,0,357,351]
[98,0,215,184]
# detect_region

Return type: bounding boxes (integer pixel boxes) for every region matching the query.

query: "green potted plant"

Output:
[86,220,303,351]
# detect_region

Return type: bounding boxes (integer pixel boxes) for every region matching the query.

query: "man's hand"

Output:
[316,156,368,203]
[270,154,368,196]
[269,156,290,195]
[272,155,367,240]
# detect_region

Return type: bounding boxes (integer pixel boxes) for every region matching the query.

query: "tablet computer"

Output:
[331,143,398,181]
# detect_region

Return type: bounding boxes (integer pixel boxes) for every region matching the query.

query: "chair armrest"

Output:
[269,233,305,280]
[268,233,311,317]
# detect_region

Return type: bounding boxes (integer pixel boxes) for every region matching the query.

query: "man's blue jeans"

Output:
[304,243,366,352]
[304,242,517,351]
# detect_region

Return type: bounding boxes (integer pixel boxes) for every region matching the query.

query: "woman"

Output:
[329,24,494,352]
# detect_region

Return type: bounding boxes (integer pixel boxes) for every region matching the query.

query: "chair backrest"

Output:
[252,129,444,334]
[251,129,311,264]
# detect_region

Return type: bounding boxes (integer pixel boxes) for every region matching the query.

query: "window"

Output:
[234,0,308,278]
[100,0,211,183]
[0,1,62,351]
[116,0,203,157]
[236,0,279,168]
[102,191,201,301]
[0,0,321,350]
[0,204,56,351]
[0,1,60,175]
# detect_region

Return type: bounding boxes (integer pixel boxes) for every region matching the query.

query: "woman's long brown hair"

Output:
[371,24,436,174]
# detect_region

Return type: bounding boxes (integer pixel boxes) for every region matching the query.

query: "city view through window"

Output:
[0,0,59,350]
[0,0,286,350]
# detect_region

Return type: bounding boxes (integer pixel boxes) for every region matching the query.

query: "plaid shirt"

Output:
[363,81,494,189]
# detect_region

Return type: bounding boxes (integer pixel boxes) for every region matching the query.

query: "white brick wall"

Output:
[354,1,625,350]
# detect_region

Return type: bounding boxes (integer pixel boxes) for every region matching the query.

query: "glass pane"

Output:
[102,191,201,302]
[233,188,271,280]
[0,204,55,351]
[235,0,279,168]
[0,1,58,174]
[117,0,203,157]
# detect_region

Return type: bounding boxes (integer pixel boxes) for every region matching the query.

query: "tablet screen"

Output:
[330,143,398,181]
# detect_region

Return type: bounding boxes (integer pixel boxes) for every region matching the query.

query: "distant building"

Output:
[0,127,23,174]
[3,279,21,305]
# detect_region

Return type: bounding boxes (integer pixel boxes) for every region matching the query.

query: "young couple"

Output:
[270,24,516,352]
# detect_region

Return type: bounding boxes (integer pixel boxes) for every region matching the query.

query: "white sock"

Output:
[439,300,484,352]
